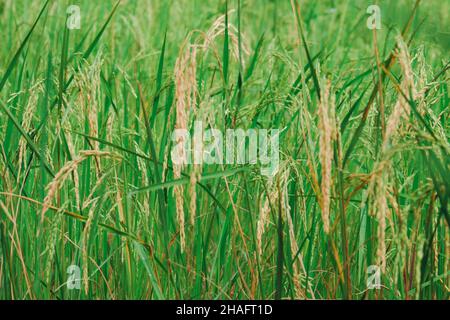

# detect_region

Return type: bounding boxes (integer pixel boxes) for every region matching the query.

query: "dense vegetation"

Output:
[0,0,448,299]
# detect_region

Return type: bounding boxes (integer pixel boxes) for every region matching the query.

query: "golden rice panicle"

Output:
[17,83,42,180]
[372,36,418,273]
[173,38,198,253]
[202,11,249,63]
[42,156,83,222]
[318,80,335,234]
[397,36,416,98]
[384,36,417,149]
[41,151,114,222]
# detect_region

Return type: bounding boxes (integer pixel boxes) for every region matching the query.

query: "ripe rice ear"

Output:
[41,150,117,222]
[318,80,335,234]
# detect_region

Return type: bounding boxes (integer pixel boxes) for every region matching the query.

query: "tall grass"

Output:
[0,0,448,299]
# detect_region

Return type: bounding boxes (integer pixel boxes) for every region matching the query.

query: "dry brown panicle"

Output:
[172,12,250,253]
[74,56,104,175]
[384,36,418,149]
[173,38,198,253]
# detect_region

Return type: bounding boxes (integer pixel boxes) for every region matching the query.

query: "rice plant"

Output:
[0,0,448,300]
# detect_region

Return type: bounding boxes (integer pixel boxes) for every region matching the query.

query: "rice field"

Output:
[0,0,449,300]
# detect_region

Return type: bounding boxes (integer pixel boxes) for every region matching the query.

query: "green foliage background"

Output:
[0,0,448,299]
